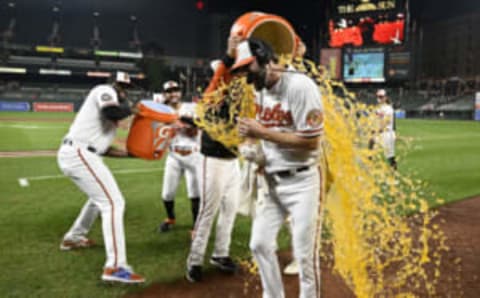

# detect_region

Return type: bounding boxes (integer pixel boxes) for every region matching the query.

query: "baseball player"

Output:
[185,36,243,283]
[57,71,144,284]
[282,37,308,276]
[235,39,324,298]
[156,81,201,232]
[375,89,397,169]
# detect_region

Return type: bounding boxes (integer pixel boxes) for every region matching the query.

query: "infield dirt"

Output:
[128,196,480,298]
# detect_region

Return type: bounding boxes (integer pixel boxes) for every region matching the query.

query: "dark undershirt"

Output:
[180,54,237,160]
[101,102,132,121]
[179,115,236,159]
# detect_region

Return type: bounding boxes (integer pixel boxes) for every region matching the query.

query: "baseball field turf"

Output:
[0,111,479,297]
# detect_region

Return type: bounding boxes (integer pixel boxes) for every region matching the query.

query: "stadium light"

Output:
[94,50,119,57]
[86,71,111,78]
[0,67,26,74]
[196,0,205,11]
[118,51,143,59]
[39,68,72,76]
[130,73,146,79]
[36,45,64,54]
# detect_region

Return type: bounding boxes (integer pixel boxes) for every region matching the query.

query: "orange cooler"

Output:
[204,12,298,94]
[230,12,297,57]
[126,100,178,160]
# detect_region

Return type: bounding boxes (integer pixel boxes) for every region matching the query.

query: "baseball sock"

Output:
[190,197,200,225]
[163,200,175,220]
[388,157,397,170]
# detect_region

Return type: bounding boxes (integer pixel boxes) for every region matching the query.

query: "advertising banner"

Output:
[395,109,406,119]
[332,0,403,15]
[33,102,74,112]
[475,92,480,121]
[0,101,30,112]
[387,50,410,80]
[320,48,342,80]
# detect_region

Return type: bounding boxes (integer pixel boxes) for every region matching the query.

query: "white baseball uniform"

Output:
[187,155,241,265]
[249,72,324,298]
[162,103,201,202]
[57,84,130,269]
[376,103,396,159]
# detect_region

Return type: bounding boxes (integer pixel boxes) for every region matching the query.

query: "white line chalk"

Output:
[18,167,163,187]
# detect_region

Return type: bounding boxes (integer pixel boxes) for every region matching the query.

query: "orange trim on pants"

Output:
[77,149,118,268]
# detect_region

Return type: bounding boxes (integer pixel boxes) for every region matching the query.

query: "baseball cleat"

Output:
[60,238,95,251]
[158,218,176,232]
[101,267,145,284]
[283,260,299,275]
[185,265,202,283]
[210,256,238,273]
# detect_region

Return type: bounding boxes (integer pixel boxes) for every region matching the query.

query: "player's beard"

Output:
[247,68,267,91]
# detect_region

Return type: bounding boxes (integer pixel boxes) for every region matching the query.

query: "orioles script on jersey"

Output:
[255,103,293,128]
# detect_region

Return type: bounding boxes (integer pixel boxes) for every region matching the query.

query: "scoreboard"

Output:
[343,48,386,83]
[332,0,404,15]
[328,0,407,48]
[321,0,411,83]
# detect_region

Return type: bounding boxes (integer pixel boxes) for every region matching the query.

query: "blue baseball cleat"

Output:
[101,267,145,284]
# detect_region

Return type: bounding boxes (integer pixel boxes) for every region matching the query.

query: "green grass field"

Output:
[0,112,479,297]
[396,119,480,203]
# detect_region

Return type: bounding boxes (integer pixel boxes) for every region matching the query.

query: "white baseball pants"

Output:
[380,130,396,159]
[187,155,240,267]
[57,144,128,269]
[250,167,322,298]
[162,152,200,201]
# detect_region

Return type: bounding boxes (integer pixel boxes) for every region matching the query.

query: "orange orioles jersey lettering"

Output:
[255,103,293,128]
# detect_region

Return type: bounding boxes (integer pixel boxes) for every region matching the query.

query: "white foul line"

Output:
[18,167,163,187]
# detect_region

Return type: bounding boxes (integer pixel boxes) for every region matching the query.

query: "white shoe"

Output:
[60,237,95,251]
[283,260,299,275]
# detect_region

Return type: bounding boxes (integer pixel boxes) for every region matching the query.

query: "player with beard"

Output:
[235,39,324,298]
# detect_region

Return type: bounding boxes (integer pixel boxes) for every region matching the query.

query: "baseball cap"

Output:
[230,40,256,72]
[115,71,131,84]
[163,80,180,92]
[376,89,386,97]
[231,39,275,73]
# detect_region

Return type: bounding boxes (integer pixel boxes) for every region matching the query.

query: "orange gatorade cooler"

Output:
[204,12,297,94]
[126,100,178,160]
[230,12,297,57]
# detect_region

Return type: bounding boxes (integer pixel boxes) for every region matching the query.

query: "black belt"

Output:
[271,166,310,178]
[63,138,97,153]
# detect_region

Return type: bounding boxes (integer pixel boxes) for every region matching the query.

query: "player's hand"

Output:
[170,119,187,130]
[238,118,266,139]
[130,105,140,115]
[227,35,243,58]
[105,146,130,158]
